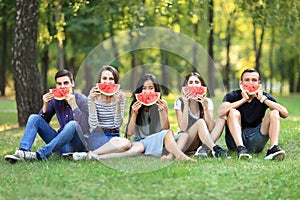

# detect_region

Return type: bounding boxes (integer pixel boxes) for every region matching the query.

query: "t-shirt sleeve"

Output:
[207,98,214,110]
[174,98,182,110]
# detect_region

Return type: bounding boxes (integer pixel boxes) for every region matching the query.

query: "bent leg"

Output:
[161,132,188,161]
[163,130,196,162]
[19,114,58,151]
[37,121,78,159]
[227,109,244,147]
[97,142,144,159]
[93,137,132,155]
[210,118,226,142]
[261,110,280,148]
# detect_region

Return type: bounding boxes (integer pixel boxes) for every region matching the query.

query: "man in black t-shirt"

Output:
[218,68,288,160]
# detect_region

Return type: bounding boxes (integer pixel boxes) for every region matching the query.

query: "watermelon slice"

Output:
[135,92,161,106]
[182,86,207,99]
[240,83,261,95]
[97,83,120,96]
[50,88,71,100]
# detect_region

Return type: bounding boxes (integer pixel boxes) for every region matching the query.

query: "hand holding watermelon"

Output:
[240,83,262,96]
[182,86,207,100]
[49,88,71,100]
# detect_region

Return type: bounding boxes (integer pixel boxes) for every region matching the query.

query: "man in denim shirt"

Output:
[5,69,89,163]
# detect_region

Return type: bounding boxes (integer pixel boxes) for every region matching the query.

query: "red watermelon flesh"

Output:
[182,86,207,99]
[50,88,71,100]
[97,83,120,96]
[240,83,261,95]
[135,92,161,106]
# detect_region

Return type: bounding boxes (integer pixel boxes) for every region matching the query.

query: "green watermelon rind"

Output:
[135,92,161,106]
[182,86,207,99]
[49,88,71,100]
[97,83,120,96]
[240,84,261,95]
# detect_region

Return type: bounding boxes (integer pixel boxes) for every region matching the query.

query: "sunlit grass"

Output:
[0,95,299,199]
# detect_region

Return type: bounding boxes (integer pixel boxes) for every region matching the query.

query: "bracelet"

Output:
[260,95,267,103]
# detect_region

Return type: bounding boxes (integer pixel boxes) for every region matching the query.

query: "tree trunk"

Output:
[208,0,215,97]
[224,17,232,92]
[0,19,7,96]
[41,49,49,93]
[269,27,275,94]
[252,20,266,74]
[160,50,169,95]
[11,0,41,126]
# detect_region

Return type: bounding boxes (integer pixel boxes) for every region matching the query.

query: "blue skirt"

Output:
[87,129,120,151]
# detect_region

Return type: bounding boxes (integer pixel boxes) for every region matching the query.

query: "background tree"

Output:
[11,0,41,126]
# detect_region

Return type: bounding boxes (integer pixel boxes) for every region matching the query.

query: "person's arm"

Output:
[199,97,214,131]
[126,101,142,137]
[38,92,55,123]
[218,91,248,118]
[157,99,170,130]
[257,93,289,118]
[114,91,126,127]
[87,87,99,130]
[175,98,189,131]
[64,91,90,135]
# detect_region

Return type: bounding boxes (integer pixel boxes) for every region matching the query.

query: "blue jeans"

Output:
[19,114,87,160]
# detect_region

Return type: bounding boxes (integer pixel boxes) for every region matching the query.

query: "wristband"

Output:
[260,95,267,103]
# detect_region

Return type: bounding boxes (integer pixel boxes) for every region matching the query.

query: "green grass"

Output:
[0,95,299,200]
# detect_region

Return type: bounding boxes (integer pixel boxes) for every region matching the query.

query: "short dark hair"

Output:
[55,69,74,82]
[240,68,261,81]
[96,65,119,83]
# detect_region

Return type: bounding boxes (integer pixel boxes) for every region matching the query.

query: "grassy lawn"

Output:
[0,95,299,200]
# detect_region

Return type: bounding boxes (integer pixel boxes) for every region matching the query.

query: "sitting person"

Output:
[218,68,288,160]
[85,74,196,162]
[69,65,131,160]
[5,69,89,163]
[173,72,230,158]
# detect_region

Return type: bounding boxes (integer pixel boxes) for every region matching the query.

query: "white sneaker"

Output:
[5,150,37,163]
[72,152,87,161]
[87,151,100,161]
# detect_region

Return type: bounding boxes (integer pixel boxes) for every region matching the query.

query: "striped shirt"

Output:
[88,97,126,130]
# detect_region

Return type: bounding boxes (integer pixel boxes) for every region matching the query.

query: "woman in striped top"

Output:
[71,66,131,160]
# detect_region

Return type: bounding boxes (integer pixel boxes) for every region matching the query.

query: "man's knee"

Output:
[269,110,280,121]
[227,109,240,122]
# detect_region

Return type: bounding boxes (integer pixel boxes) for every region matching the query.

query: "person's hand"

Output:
[114,91,124,104]
[181,88,190,103]
[65,93,77,109]
[88,87,100,101]
[241,89,250,101]
[157,99,168,113]
[42,92,54,104]
[256,90,263,100]
[131,101,142,114]
[196,95,208,110]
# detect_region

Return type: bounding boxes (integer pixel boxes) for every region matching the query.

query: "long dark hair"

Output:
[181,72,206,118]
[125,74,161,138]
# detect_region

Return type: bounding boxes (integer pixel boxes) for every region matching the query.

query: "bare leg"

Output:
[227,109,244,147]
[210,118,226,142]
[97,142,144,159]
[162,130,196,162]
[260,110,280,148]
[161,132,188,161]
[92,137,131,155]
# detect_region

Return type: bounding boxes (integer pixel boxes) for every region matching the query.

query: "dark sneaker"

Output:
[5,150,37,163]
[265,145,285,160]
[194,144,210,158]
[212,145,231,158]
[237,146,252,159]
